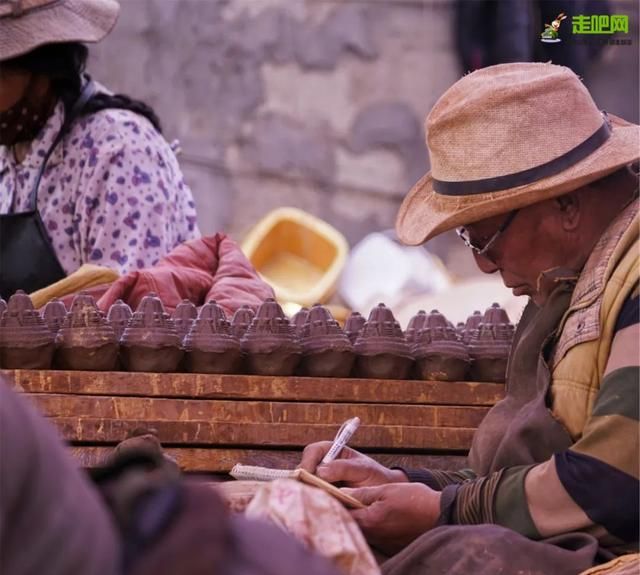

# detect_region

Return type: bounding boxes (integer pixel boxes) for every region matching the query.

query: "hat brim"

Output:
[396,114,640,246]
[0,0,119,61]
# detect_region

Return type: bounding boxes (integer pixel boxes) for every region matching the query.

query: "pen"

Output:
[321,416,361,464]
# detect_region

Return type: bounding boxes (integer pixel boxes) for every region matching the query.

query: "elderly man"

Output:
[301,63,639,574]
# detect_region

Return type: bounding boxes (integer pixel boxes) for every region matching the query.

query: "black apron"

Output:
[0,81,97,300]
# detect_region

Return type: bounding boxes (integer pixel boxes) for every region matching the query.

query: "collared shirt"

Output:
[0,101,200,275]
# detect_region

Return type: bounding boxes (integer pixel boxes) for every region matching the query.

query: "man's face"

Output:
[463,199,576,305]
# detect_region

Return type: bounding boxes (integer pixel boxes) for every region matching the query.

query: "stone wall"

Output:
[89,0,638,276]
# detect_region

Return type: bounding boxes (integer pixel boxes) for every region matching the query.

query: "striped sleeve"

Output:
[441,288,639,549]
[396,467,477,490]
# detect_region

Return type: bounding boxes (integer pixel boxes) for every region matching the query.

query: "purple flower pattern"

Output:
[0,101,200,275]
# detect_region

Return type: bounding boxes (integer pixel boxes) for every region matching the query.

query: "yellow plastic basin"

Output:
[241,208,349,307]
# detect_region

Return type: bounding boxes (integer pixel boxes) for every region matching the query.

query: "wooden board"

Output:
[70,446,469,474]
[6,369,505,406]
[3,369,502,473]
[51,417,476,450]
[27,394,490,428]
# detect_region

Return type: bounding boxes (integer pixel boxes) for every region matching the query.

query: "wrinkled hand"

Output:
[345,483,441,555]
[299,441,407,488]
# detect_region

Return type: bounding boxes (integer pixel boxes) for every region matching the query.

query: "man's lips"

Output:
[503,280,528,295]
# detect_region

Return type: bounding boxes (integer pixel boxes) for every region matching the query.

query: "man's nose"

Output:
[472,250,499,274]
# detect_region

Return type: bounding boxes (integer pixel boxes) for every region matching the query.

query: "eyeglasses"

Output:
[456,210,520,257]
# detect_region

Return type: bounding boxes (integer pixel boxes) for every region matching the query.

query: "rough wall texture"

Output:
[89,0,639,276]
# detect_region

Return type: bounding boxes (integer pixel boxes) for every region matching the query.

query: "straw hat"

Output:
[0,0,119,61]
[396,62,640,246]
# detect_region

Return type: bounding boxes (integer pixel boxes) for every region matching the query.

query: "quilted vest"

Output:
[550,200,639,440]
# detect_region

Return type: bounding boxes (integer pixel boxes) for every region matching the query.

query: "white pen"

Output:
[321,416,361,464]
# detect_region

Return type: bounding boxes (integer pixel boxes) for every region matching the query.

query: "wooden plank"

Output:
[7,370,505,406]
[50,417,476,450]
[69,446,468,473]
[28,394,490,428]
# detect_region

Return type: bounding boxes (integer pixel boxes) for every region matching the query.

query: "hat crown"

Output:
[0,0,120,61]
[426,63,604,183]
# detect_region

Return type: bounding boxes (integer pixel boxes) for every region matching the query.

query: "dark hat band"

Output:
[433,115,612,196]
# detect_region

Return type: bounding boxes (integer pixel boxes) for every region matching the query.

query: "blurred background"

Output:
[88,0,639,325]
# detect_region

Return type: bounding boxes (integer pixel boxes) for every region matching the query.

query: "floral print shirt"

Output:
[0,101,200,275]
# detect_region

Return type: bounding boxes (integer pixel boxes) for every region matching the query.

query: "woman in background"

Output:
[0,0,200,298]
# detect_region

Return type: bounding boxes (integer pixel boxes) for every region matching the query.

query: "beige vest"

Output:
[550,200,639,440]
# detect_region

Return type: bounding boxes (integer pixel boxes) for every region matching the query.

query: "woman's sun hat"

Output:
[395,62,640,245]
[0,0,119,61]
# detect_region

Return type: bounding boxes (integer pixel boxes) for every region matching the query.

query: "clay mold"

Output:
[240,298,301,376]
[184,300,243,374]
[55,292,118,371]
[344,311,366,345]
[353,303,413,380]
[173,299,198,344]
[0,290,55,369]
[461,310,483,346]
[405,310,428,345]
[121,293,183,373]
[43,298,67,335]
[291,307,310,338]
[298,304,354,378]
[468,303,514,383]
[412,310,470,382]
[107,300,133,341]
[231,306,255,340]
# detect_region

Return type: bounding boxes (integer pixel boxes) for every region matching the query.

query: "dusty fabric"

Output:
[106,475,340,575]
[381,525,603,575]
[468,279,575,475]
[0,101,200,275]
[95,233,275,316]
[579,554,640,575]
[0,378,120,575]
[245,479,381,575]
[216,480,265,513]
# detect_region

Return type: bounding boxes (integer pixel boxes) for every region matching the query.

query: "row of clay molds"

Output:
[402,305,514,382]
[0,293,514,382]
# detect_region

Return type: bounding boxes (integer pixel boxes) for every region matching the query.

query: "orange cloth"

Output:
[96,233,274,316]
[30,264,119,310]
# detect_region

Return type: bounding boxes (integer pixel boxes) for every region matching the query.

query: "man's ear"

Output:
[555,193,581,231]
